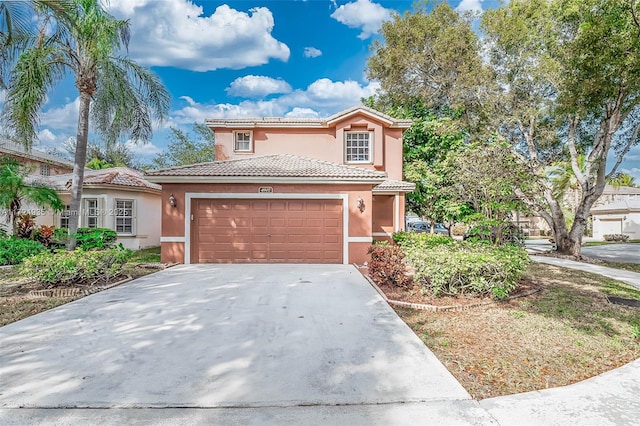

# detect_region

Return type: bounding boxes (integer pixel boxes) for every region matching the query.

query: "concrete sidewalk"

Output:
[531,255,640,289]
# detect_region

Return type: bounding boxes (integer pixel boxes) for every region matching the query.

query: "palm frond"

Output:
[2,43,66,148]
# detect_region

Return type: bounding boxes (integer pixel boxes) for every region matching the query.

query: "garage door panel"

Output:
[194,199,343,263]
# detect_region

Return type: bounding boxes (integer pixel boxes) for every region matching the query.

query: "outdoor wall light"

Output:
[169,193,177,208]
[356,196,365,213]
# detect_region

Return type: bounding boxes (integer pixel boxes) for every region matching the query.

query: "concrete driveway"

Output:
[1,265,492,424]
[580,243,640,264]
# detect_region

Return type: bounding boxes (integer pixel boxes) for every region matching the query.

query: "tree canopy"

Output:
[150,123,216,169]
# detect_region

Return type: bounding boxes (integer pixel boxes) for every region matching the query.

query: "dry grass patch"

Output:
[394,262,640,399]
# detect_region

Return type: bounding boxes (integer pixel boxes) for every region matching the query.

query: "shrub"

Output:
[74,227,117,250]
[21,247,132,287]
[451,224,467,236]
[463,221,525,247]
[0,237,46,265]
[603,234,629,242]
[34,225,56,247]
[367,244,411,288]
[407,242,530,299]
[15,213,37,239]
[393,231,454,250]
[51,228,70,248]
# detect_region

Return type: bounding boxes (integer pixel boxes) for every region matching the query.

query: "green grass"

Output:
[128,246,161,263]
[583,240,640,247]
[596,261,640,274]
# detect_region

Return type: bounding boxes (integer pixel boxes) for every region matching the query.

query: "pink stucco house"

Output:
[146,105,414,265]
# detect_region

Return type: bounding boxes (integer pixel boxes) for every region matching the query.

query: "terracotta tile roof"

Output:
[205,105,412,129]
[374,179,416,192]
[47,167,161,191]
[145,154,388,181]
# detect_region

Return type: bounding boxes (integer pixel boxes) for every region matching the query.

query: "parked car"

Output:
[407,221,449,235]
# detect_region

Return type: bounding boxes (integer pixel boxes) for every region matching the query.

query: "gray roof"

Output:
[591,199,640,213]
[374,179,416,192]
[145,154,388,182]
[602,185,640,195]
[205,105,412,129]
[47,167,161,191]
[0,139,73,168]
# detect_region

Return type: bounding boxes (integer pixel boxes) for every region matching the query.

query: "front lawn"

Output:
[394,262,640,399]
[0,246,163,327]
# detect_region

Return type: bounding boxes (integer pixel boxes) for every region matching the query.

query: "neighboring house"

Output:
[38,168,162,250]
[146,105,415,265]
[594,185,640,206]
[591,200,640,240]
[0,138,73,176]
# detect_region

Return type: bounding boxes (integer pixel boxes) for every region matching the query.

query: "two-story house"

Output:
[1,138,74,176]
[146,105,414,265]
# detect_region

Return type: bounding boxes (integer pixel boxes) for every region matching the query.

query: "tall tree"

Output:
[0,157,63,234]
[367,2,494,133]
[151,123,216,169]
[483,0,640,256]
[607,172,637,188]
[2,0,170,247]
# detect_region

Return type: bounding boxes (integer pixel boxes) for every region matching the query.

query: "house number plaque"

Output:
[259,187,274,193]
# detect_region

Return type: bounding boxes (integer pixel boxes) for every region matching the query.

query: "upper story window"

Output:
[345,131,373,163]
[234,131,253,152]
[40,164,50,176]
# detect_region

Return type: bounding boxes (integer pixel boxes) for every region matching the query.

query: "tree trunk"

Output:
[67,91,92,249]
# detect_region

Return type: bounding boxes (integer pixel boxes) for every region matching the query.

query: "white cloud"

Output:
[124,140,163,157]
[37,129,57,143]
[171,78,380,122]
[330,0,391,39]
[456,0,484,13]
[106,1,289,71]
[303,47,323,58]
[226,75,292,98]
[285,108,320,118]
[40,97,80,132]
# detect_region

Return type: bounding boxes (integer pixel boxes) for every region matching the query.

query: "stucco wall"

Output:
[159,182,376,264]
[592,212,640,240]
[211,113,404,180]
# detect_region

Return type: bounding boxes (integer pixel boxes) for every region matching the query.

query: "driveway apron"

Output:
[0,264,469,409]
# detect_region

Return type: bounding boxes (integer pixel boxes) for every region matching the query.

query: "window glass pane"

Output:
[345,132,371,162]
[85,199,98,228]
[115,200,134,234]
[235,132,252,151]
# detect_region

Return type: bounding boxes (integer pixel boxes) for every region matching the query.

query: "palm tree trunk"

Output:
[67,91,91,249]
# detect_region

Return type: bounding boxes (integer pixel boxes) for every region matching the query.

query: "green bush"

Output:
[407,242,530,299]
[21,247,132,287]
[74,227,118,250]
[0,237,46,265]
[367,244,411,288]
[393,231,454,249]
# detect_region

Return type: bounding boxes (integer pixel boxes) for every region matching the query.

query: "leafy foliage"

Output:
[405,242,530,299]
[73,227,117,250]
[21,246,132,287]
[14,213,36,239]
[34,224,56,247]
[392,231,453,249]
[367,244,411,288]
[150,123,215,169]
[0,237,45,266]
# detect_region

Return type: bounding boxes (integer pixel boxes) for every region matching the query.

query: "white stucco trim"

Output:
[160,236,185,243]
[395,193,400,232]
[146,176,385,185]
[347,236,373,243]
[184,193,350,265]
[372,232,393,237]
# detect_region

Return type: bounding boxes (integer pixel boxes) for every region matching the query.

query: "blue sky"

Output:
[6,0,640,179]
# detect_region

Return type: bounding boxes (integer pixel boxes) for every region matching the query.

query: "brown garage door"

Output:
[192,199,343,263]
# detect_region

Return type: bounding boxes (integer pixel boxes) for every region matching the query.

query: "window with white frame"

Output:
[84,199,98,228]
[40,164,50,176]
[345,131,373,163]
[60,204,71,228]
[234,131,253,152]
[115,200,134,234]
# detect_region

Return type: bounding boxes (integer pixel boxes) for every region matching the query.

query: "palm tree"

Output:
[0,1,74,88]
[0,157,64,235]
[2,0,170,247]
[606,172,637,188]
